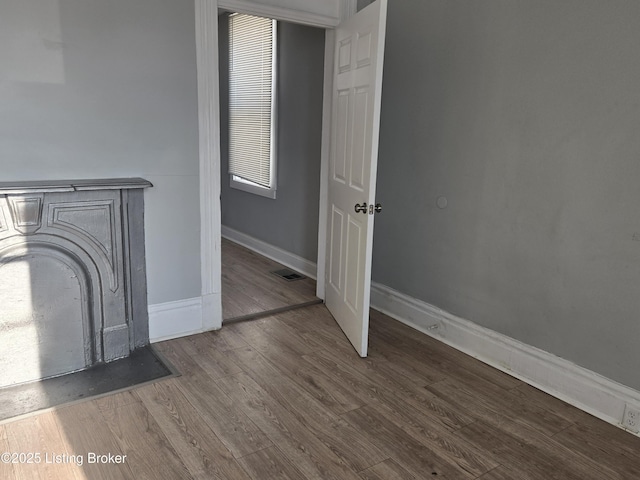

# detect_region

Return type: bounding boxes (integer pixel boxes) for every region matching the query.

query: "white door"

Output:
[325,0,387,357]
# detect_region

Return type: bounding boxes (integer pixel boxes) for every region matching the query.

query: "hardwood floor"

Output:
[221,238,318,320]
[2,303,640,479]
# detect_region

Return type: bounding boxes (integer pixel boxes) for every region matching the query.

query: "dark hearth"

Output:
[0,346,176,421]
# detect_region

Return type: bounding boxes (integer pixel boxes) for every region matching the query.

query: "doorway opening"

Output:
[200,0,388,356]
[218,10,326,323]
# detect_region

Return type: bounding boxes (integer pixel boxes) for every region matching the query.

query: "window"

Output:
[228,13,277,199]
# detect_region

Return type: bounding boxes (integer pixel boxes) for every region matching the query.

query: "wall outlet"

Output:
[622,405,640,433]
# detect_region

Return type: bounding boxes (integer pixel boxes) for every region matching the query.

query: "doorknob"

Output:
[354,202,367,214]
[368,203,382,214]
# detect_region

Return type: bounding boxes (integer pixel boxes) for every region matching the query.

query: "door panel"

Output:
[325,0,387,357]
[351,87,370,188]
[345,218,362,311]
[329,206,344,291]
[335,91,350,181]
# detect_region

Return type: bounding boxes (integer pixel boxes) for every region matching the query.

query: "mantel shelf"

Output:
[0,178,153,195]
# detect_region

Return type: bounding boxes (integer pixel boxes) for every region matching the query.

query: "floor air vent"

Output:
[271,268,306,281]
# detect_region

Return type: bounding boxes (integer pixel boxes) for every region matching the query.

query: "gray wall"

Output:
[0,0,201,305]
[357,0,374,11]
[372,0,640,390]
[219,15,325,262]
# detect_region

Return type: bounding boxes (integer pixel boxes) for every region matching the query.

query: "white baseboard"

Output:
[148,297,205,343]
[370,282,640,437]
[222,225,317,279]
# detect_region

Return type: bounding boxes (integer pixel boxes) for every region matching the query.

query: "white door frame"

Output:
[195,0,357,330]
[196,0,223,331]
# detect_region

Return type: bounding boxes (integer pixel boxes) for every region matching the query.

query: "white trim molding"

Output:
[198,0,348,331]
[196,0,223,331]
[149,297,204,343]
[340,0,357,21]
[222,225,317,279]
[370,282,640,437]
[218,0,341,27]
[315,27,335,301]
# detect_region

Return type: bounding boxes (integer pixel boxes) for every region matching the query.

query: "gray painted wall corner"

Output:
[372,0,640,391]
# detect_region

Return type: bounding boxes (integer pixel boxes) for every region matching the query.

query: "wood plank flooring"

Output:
[221,238,318,320]
[2,303,640,479]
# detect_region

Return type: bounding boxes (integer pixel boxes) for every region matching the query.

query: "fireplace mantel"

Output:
[0,178,152,387]
[0,177,152,194]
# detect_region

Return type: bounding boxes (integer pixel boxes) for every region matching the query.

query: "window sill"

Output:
[230,176,276,199]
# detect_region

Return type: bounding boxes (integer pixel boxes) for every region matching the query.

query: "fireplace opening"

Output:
[0,248,91,387]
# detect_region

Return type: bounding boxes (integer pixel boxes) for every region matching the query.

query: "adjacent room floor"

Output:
[2,245,640,479]
[221,237,318,321]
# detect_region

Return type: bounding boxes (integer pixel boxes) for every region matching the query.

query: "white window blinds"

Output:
[228,13,276,188]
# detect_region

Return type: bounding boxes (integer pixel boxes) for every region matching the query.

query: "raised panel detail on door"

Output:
[338,38,352,73]
[350,86,370,191]
[357,32,372,67]
[345,217,363,313]
[334,90,351,183]
[329,206,344,292]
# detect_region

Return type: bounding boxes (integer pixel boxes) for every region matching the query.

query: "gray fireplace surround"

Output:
[0,178,152,388]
